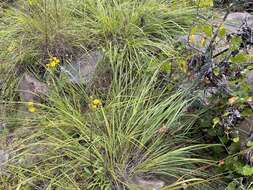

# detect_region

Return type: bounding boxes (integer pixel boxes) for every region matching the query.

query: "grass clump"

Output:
[72,0,196,52]
[0,0,197,99]
[0,1,218,189]
[2,69,212,189]
[0,0,82,66]
[0,0,197,68]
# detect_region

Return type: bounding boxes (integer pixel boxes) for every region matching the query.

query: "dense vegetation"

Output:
[0,0,253,189]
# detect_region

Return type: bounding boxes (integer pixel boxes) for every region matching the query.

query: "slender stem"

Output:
[44,0,49,58]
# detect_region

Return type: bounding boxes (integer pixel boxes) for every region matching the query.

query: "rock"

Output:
[223,12,253,33]
[214,0,253,12]
[18,72,48,102]
[246,70,253,94]
[212,12,253,34]
[60,50,103,85]
[0,122,6,134]
[176,35,210,52]
[0,150,9,163]
[130,176,165,190]
[239,114,253,146]
[0,150,9,174]
[177,12,253,54]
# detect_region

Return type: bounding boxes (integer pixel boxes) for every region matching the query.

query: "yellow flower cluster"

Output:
[90,98,102,109]
[46,57,60,69]
[27,101,37,113]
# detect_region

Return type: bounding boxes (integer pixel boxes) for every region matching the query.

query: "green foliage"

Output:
[0,0,197,66]
[212,117,220,127]
[227,179,253,190]
[191,24,213,37]
[247,141,253,148]
[0,0,80,65]
[184,4,253,187]
[218,24,226,38]
[229,53,250,63]
[224,156,253,178]
[2,0,250,189]
[3,69,212,189]
[198,0,213,8]
[230,36,242,51]
[0,0,197,101]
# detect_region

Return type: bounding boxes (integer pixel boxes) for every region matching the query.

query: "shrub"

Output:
[178,8,253,188]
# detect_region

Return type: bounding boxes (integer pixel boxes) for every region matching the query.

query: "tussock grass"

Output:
[0,0,196,67]
[1,66,215,189]
[0,0,197,99]
[0,1,218,190]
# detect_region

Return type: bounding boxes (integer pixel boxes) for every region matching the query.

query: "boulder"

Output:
[239,113,253,146]
[223,12,253,33]
[0,149,9,174]
[246,70,253,95]
[177,12,253,52]
[60,50,103,85]
[130,176,165,190]
[18,73,48,102]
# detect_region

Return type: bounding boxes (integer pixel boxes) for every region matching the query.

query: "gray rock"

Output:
[212,12,253,34]
[60,50,103,84]
[18,73,48,102]
[0,150,9,173]
[177,12,253,52]
[224,12,253,33]
[238,68,253,146]
[246,70,253,94]
[130,176,165,190]
[0,150,8,163]
[176,35,210,52]
[0,122,6,133]
[238,113,253,148]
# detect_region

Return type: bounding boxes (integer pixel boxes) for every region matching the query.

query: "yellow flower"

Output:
[200,37,206,46]
[91,104,97,109]
[189,35,195,44]
[46,57,60,69]
[27,101,34,107]
[51,57,60,64]
[90,98,102,109]
[28,106,37,113]
[27,101,37,113]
